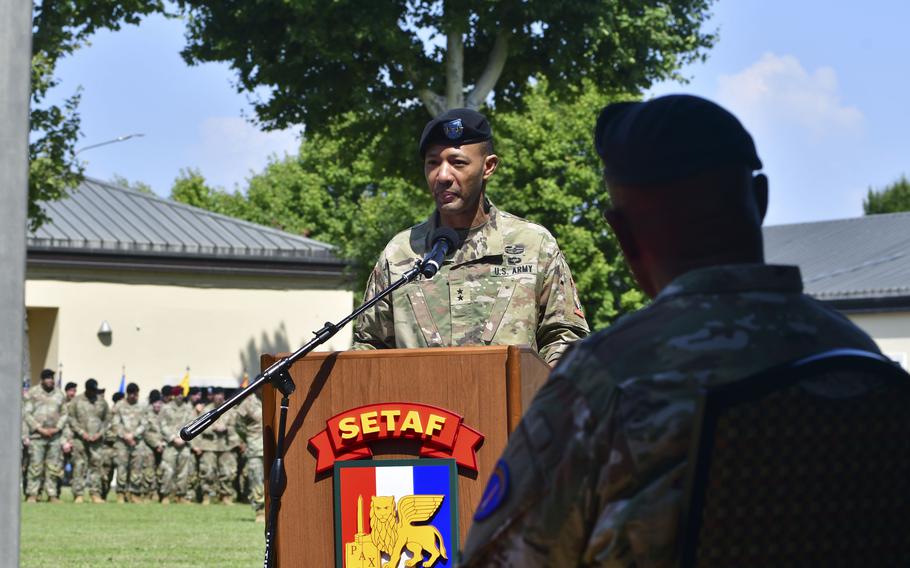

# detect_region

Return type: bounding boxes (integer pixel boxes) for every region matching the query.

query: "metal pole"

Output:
[0,1,32,566]
[75,133,145,155]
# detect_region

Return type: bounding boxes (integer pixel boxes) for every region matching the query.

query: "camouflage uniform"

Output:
[157,398,196,500]
[235,394,265,512]
[69,393,110,499]
[142,404,165,498]
[101,406,118,497]
[462,265,881,567]
[353,203,589,364]
[111,399,148,497]
[22,386,68,499]
[197,403,240,501]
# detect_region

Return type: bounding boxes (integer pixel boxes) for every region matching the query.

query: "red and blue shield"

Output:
[334,458,459,568]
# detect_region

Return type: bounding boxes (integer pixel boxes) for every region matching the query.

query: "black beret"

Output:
[149,389,162,403]
[112,391,124,402]
[65,382,77,391]
[126,382,139,394]
[40,369,55,380]
[85,378,99,392]
[419,108,492,157]
[594,94,762,185]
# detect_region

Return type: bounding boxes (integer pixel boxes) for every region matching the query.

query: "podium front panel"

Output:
[261,346,548,566]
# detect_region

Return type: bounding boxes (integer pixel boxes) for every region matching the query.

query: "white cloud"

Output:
[717,53,863,139]
[189,116,301,190]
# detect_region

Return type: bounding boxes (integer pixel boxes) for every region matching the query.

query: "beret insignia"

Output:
[443,118,464,140]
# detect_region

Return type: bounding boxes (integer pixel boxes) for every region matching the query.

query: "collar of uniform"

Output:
[655,264,804,301]
[416,198,504,268]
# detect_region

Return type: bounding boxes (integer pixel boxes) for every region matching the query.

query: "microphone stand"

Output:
[179,259,427,568]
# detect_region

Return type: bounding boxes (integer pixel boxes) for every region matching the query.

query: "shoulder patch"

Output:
[473,459,510,522]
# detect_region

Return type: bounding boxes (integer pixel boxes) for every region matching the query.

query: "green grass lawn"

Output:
[20,490,264,567]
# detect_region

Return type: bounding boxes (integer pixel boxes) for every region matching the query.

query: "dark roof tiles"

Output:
[764,212,910,301]
[28,178,340,263]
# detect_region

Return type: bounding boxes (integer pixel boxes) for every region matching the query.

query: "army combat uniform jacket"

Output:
[353,203,589,364]
[461,265,880,567]
[23,388,68,440]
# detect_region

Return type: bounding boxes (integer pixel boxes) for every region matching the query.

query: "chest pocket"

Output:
[406,287,444,347]
[481,279,517,342]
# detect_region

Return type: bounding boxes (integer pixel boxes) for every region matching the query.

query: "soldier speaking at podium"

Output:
[352,108,589,364]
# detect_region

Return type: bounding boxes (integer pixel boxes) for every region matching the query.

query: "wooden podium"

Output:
[261,345,550,567]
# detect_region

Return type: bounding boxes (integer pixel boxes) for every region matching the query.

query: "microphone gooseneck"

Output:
[421,227,461,278]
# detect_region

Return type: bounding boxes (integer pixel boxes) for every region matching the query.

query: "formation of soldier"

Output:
[21,372,265,522]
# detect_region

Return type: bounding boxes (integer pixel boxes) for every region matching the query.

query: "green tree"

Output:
[864,175,910,215]
[169,168,250,218]
[110,174,154,194]
[29,1,164,230]
[489,79,644,327]
[177,0,715,137]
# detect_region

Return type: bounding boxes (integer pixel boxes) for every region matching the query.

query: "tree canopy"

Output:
[177,0,715,134]
[28,1,163,229]
[864,175,910,215]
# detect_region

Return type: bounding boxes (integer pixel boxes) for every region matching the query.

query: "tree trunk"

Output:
[445,30,464,109]
[418,14,510,116]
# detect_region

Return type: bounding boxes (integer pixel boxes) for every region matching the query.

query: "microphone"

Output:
[421,227,460,278]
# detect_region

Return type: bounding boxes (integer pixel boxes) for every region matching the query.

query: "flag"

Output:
[118,367,126,394]
[180,368,190,397]
[56,364,63,389]
[240,371,249,388]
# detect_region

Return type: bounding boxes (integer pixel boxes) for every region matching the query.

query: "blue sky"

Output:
[53,1,910,225]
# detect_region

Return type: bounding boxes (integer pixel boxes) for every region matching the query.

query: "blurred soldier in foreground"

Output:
[69,379,109,503]
[461,95,880,566]
[111,383,147,503]
[158,386,196,504]
[23,369,67,502]
[197,388,240,505]
[235,389,265,522]
[353,108,589,365]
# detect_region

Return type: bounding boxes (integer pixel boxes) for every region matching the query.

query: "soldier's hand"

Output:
[62,441,72,453]
[238,443,247,454]
[124,434,135,446]
[22,437,30,447]
[192,447,202,456]
[47,427,59,436]
[156,445,164,453]
[172,436,185,448]
[81,432,92,442]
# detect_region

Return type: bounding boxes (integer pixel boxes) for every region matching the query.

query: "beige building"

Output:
[765,212,910,369]
[25,178,354,395]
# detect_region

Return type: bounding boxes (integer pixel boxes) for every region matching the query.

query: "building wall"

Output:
[25,267,354,395]
[848,311,910,370]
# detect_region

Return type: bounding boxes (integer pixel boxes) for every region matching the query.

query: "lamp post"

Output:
[75,133,145,155]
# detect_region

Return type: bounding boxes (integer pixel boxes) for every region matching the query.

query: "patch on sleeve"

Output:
[572,278,585,319]
[473,459,510,522]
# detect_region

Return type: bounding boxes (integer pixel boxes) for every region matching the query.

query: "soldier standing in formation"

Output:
[111,383,148,503]
[157,386,196,504]
[235,389,265,522]
[62,381,77,487]
[197,388,240,505]
[142,389,165,501]
[69,379,109,503]
[22,369,68,502]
